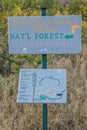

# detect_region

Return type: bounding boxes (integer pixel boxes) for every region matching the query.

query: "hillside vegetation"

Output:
[0,44,87,130]
[0,0,87,130]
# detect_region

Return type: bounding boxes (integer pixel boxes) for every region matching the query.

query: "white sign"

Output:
[8,15,82,54]
[17,69,67,104]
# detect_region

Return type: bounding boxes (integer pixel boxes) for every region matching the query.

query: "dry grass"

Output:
[0,44,87,130]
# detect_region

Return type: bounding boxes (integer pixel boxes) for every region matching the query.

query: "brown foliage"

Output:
[0,44,87,130]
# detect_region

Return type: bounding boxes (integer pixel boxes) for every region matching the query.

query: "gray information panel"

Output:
[17,69,67,104]
[8,15,82,54]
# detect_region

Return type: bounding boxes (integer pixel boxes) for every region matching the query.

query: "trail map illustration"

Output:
[17,69,67,103]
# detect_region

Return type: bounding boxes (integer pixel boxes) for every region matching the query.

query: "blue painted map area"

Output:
[17,69,67,103]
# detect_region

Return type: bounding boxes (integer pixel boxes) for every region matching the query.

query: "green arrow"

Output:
[64,34,73,39]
